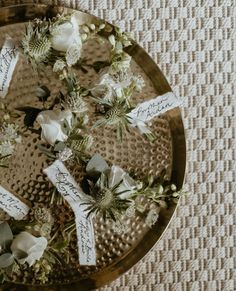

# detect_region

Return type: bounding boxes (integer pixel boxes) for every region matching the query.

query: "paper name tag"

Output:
[0,38,19,98]
[44,160,96,266]
[128,92,181,122]
[0,185,29,220]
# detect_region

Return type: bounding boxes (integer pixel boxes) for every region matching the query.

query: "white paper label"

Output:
[128,92,181,122]
[44,160,96,266]
[0,38,19,98]
[0,185,29,220]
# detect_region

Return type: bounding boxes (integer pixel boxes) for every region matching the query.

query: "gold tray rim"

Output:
[0,3,187,290]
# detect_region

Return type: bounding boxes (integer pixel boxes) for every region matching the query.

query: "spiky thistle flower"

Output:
[66,126,93,162]
[21,20,52,68]
[60,72,89,115]
[82,172,131,221]
[69,131,93,153]
[93,93,133,140]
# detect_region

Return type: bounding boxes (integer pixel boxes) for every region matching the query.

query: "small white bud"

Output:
[108,35,116,46]
[99,23,106,30]
[81,33,88,41]
[171,184,177,191]
[82,25,90,33]
[89,23,96,30]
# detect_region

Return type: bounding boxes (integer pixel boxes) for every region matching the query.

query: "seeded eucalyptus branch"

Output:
[130,174,186,209]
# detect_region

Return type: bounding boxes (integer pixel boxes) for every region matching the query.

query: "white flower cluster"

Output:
[36,110,73,146]
[91,27,145,102]
[0,123,21,157]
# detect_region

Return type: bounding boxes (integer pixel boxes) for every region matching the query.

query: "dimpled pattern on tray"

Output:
[0,22,172,285]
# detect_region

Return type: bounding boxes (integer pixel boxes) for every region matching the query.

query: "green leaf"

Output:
[37,144,56,159]
[8,220,31,234]
[0,253,14,268]
[35,85,50,102]
[86,154,109,176]
[16,106,42,127]
[0,222,13,249]
[92,119,106,129]
[54,141,66,152]
[52,240,68,252]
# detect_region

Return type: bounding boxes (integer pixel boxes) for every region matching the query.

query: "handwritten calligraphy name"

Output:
[44,160,96,265]
[135,97,174,120]
[55,166,83,202]
[77,219,94,263]
[0,47,16,92]
[128,92,180,123]
[0,186,29,220]
[0,38,19,98]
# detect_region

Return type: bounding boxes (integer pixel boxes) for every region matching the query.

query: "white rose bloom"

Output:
[51,15,81,52]
[36,110,73,146]
[11,232,47,267]
[91,73,132,101]
[109,165,137,199]
[50,15,82,65]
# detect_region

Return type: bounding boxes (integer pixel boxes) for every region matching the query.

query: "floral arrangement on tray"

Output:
[0,12,185,285]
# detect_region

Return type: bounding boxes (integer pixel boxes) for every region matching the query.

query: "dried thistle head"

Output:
[21,20,51,68]
[82,172,131,221]
[93,94,133,140]
[69,132,94,154]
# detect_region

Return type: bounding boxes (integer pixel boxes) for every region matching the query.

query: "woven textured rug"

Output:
[0,1,235,290]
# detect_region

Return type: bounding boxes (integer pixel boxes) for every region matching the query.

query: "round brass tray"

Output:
[0,4,186,291]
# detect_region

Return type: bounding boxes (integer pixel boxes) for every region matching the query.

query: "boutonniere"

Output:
[79,154,185,229]
[0,109,21,168]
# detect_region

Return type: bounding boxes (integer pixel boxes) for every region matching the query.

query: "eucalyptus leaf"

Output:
[86,154,109,176]
[54,142,66,152]
[0,253,14,268]
[0,222,13,249]
[37,144,56,159]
